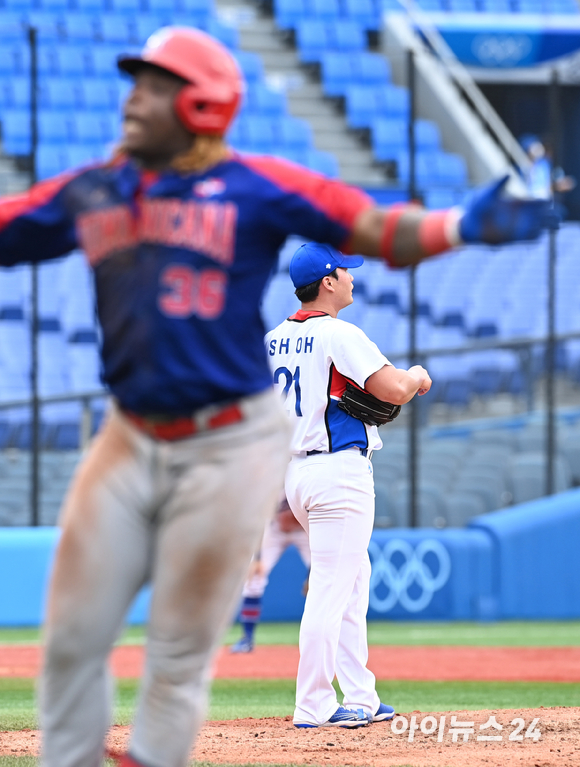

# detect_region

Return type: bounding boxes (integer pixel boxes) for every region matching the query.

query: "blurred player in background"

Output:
[520,133,575,199]
[0,24,555,767]
[230,494,310,654]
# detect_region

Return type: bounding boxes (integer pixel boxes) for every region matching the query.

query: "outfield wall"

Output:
[1,489,580,625]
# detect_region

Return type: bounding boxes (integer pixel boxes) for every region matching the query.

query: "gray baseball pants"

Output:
[40,390,290,767]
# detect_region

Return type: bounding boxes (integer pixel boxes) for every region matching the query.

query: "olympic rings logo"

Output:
[368,539,452,614]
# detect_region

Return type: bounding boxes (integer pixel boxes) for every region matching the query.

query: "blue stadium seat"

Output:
[204,19,239,49]
[415,119,441,150]
[304,149,339,177]
[243,115,276,151]
[39,111,72,143]
[55,46,91,77]
[181,0,213,15]
[73,112,118,144]
[356,52,391,85]
[346,85,409,130]
[274,0,308,30]
[276,115,312,149]
[0,14,26,41]
[296,20,330,63]
[26,12,63,40]
[330,19,366,51]
[415,0,444,9]
[37,147,68,179]
[226,118,246,149]
[448,0,478,10]
[100,15,134,44]
[371,117,407,162]
[77,79,117,110]
[146,0,180,17]
[39,78,78,110]
[62,14,99,41]
[134,17,167,44]
[343,0,379,31]
[108,0,141,14]
[37,0,69,11]
[0,45,30,76]
[233,51,263,82]
[67,145,107,167]
[246,84,287,115]
[73,0,105,12]
[2,77,30,108]
[483,0,512,10]
[92,46,126,78]
[432,151,468,185]
[320,52,355,97]
[310,0,341,19]
[4,0,34,11]
[0,110,30,154]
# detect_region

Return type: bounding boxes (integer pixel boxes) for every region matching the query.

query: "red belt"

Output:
[123,402,244,441]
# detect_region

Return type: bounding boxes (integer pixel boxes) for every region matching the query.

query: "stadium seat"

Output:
[55,46,91,77]
[39,78,78,110]
[92,46,126,78]
[37,146,69,179]
[343,0,379,30]
[444,491,487,528]
[483,0,512,10]
[0,13,26,41]
[373,481,400,528]
[370,117,407,161]
[233,51,263,83]
[146,0,180,17]
[510,452,572,504]
[0,77,30,109]
[357,52,391,85]
[61,14,98,41]
[99,15,134,44]
[181,0,213,15]
[246,84,287,115]
[276,116,313,149]
[296,20,330,63]
[39,111,72,143]
[330,19,366,51]
[243,115,276,152]
[204,19,239,49]
[320,53,355,97]
[304,149,339,177]
[108,0,140,13]
[310,0,341,20]
[27,12,63,41]
[448,0,478,10]
[4,0,34,11]
[77,79,118,111]
[0,44,30,76]
[274,0,308,30]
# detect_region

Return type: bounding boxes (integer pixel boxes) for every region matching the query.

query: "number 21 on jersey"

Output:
[273,366,303,417]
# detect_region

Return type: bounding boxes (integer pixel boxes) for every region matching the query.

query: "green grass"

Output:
[3,621,580,647]
[2,677,578,731]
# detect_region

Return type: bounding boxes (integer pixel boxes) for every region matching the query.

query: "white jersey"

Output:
[265,310,390,455]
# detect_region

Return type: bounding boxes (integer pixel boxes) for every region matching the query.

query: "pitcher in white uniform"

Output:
[266,242,432,729]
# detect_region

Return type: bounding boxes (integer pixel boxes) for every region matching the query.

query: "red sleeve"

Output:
[0,173,74,233]
[239,154,374,252]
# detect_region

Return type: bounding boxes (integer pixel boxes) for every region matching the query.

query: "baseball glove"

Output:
[337,381,401,426]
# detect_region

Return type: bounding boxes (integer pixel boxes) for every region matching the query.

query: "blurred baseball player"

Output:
[230,494,310,653]
[0,24,553,767]
[267,242,432,728]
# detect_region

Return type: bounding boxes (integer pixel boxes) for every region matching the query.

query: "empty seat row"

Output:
[0,44,263,81]
[321,51,391,97]
[1,0,213,14]
[0,78,282,116]
[228,115,314,152]
[275,0,380,31]
[346,85,410,127]
[396,150,468,187]
[407,0,578,11]
[371,117,442,159]
[1,13,237,47]
[1,110,120,154]
[297,19,368,63]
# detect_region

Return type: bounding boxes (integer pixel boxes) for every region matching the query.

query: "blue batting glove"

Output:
[459,175,557,245]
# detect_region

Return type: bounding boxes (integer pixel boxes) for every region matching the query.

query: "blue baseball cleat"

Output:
[371,702,395,722]
[294,706,370,729]
[229,637,254,653]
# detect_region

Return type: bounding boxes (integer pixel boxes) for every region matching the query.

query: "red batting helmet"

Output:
[117,27,244,135]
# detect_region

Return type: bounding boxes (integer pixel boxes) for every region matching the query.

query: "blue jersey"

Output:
[0,153,373,414]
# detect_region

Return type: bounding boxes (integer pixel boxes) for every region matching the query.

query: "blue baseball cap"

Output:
[289,243,364,289]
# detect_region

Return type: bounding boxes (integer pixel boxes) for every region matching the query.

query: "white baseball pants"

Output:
[285,448,380,725]
[40,390,290,767]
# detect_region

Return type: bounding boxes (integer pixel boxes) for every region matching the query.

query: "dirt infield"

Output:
[1,707,579,766]
[2,644,580,682]
[2,645,579,765]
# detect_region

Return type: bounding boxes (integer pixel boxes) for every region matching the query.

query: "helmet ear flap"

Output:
[174,86,199,133]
